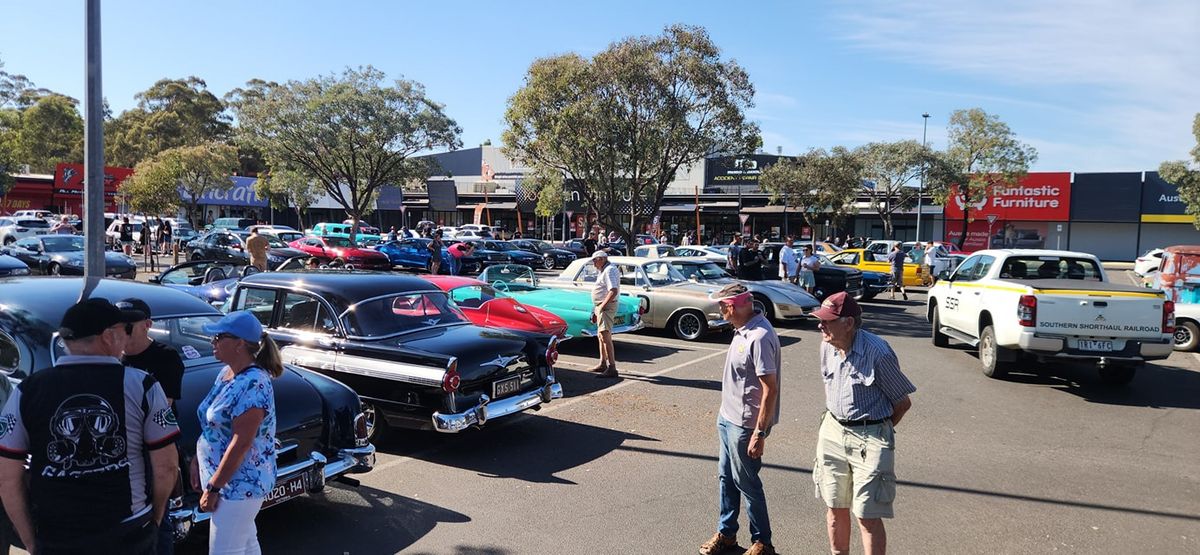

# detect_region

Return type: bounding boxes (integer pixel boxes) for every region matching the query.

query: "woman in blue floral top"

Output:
[197,311,284,554]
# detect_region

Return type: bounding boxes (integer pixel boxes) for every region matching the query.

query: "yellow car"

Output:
[828,248,926,287]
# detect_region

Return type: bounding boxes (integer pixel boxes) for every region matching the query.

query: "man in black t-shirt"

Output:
[0,298,180,554]
[117,298,184,555]
[582,231,598,256]
[738,239,765,281]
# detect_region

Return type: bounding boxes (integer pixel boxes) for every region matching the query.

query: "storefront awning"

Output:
[740,205,803,214]
[455,202,517,210]
[661,201,741,212]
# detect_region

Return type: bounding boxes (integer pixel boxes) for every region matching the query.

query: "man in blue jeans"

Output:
[700,283,781,555]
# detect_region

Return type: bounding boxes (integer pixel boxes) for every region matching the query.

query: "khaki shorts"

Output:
[813,412,898,519]
[595,305,617,333]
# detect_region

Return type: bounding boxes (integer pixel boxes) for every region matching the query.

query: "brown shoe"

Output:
[699,532,737,555]
[585,364,606,373]
[743,541,776,555]
[596,368,618,379]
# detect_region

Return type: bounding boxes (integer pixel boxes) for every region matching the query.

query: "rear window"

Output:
[17,219,49,228]
[343,292,466,337]
[1000,256,1102,281]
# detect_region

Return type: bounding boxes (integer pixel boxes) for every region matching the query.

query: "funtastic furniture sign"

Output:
[943,172,1071,222]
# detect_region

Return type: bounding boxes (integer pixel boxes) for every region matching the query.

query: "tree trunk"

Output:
[958,210,969,250]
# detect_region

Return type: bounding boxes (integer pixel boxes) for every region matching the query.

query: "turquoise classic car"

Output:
[480,264,644,339]
[309,222,382,245]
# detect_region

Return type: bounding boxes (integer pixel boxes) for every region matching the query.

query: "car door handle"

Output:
[973,291,980,295]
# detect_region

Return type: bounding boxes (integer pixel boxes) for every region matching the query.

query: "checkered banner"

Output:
[515,178,537,213]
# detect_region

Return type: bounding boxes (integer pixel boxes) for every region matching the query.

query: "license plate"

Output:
[35,231,46,235]
[493,376,522,399]
[261,472,308,510]
[615,316,625,325]
[1078,340,1113,352]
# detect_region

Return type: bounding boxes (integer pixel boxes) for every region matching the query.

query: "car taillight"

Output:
[1163,300,1175,335]
[442,358,460,393]
[1018,295,1037,327]
[545,336,559,367]
[353,412,370,446]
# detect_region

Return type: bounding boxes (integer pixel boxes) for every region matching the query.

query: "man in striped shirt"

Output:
[812,292,915,555]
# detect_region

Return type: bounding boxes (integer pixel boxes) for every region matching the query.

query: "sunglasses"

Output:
[108,323,134,335]
[210,333,239,343]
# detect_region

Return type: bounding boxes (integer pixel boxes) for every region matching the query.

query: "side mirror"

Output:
[938,271,952,281]
[148,276,161,284]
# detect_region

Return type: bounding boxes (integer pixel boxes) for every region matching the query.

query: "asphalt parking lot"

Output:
[158,278,1200,555]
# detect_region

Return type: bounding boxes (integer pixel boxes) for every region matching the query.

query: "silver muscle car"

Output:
[542,256,731,340]
[668,258,821,321]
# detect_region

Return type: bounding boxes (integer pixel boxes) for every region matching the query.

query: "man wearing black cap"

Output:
[118,298,185,555]
[0,298,181,554]
[811,292,915,555]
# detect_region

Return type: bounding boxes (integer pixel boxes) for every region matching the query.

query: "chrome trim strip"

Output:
[281,345,447,387]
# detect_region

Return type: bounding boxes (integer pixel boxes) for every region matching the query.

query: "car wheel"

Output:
[1,237,13,246]
[979,325,1011,379]
[671,310,708,341]
[751,295,774,322]
[930,305,950,347]
[542,256,555,270]
[360,401,386,443]
[48,263,61,276]
[1173,320,1200,351]
[191,252,203,262]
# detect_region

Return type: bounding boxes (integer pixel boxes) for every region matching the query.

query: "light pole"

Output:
[916,113,929,242]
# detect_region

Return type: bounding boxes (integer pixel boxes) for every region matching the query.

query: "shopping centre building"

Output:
[3,150,1195,260]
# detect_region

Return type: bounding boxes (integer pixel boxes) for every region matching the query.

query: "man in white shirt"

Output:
[589,251,622,379]
[778,236,799,284]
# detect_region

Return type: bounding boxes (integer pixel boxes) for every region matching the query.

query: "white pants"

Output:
[209,497,265,555]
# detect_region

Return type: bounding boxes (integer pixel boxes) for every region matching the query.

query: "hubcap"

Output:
[543,257,554,269]
[1175,327,1191,346]
[361,403,378,440]
[679,314,701,339]
[981,334,994,367]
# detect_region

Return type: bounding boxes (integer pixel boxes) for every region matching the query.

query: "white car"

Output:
[11,210,57,222]
[105,219,145,248]
[670,245,727,264]
[865,240,901,262]
[1134,248,1164,276]
[927,249,1173,385]
[0,217,52,245]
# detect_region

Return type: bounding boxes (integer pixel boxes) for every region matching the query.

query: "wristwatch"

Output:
[206,483,221,494]
[754,428,768,439]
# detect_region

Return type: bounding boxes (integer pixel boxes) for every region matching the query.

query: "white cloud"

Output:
[833,0,1200,169]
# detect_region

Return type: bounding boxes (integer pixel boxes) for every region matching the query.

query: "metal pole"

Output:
[84,0,105,280]
[917,113,929,242]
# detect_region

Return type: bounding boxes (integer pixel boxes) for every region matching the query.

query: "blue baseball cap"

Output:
[202,311,263,343]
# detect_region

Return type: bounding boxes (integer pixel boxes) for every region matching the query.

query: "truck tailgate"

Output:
[1033,290,1166,338]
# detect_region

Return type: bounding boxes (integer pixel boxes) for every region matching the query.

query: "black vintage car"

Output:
[189,230,307,268]
[759,243,865,300]
[3,235,138,279]
[509,238,578,269]
[454,239,513,268]
[0,278,375,543]
[227,271,563,439]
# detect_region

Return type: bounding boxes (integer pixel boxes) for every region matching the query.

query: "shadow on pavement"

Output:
[409,547,512,555]
[620,372,722,392]
[860,303,929,339]
[177,484,470,554]
[378,415,656,485]
[614,444,1200,523]
[1000,359,1200,410]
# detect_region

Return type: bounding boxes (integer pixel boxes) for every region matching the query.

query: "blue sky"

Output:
[2,0,1196,172]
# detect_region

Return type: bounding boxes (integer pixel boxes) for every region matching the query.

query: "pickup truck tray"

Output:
[1007,279,1159,295]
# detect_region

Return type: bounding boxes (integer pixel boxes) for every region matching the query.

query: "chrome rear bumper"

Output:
[432,377,564,433]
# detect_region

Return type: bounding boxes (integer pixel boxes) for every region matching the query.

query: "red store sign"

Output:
[943,172,1071,222]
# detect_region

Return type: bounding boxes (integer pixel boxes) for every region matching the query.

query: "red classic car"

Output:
[289,236,392,270]
[425,275,569,338]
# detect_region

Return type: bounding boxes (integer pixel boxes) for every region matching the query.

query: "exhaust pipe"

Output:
[1097,357,1108,369]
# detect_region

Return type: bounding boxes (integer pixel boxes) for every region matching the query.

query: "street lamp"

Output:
[916,113,930,242]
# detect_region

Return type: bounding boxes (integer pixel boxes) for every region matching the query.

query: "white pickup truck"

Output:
[927,249,1174,385]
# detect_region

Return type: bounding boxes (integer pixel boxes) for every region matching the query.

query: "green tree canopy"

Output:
[106,77,231,167]
[231,66,461,241]
[14,94,83,173]
[121,154,184,217]
[934,108,1037,248]
[759,147,864,237]
[1160,113,1200,228]
[125,143,237,226]
[503,24,759,252]
[254,164,324,229]
[856,140,955,240]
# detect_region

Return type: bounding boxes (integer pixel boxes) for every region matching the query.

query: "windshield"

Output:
[323,236,355,248]
[642,260,686,286]
[42,235,84,252]
[53,314,221,366]
[489,241,518,251]
[531,240,553,250]
[343,291,467,337]
[1000,256,1102,281]
[674,262,730,281]
[480,264,538,291]
[18,219,50,228]
[160,261,242,285]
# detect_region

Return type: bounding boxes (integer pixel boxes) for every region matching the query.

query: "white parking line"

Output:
[613,336,726,352]
[370,348,728,474]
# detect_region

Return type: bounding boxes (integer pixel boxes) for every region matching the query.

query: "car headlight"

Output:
[10,268,29,276]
